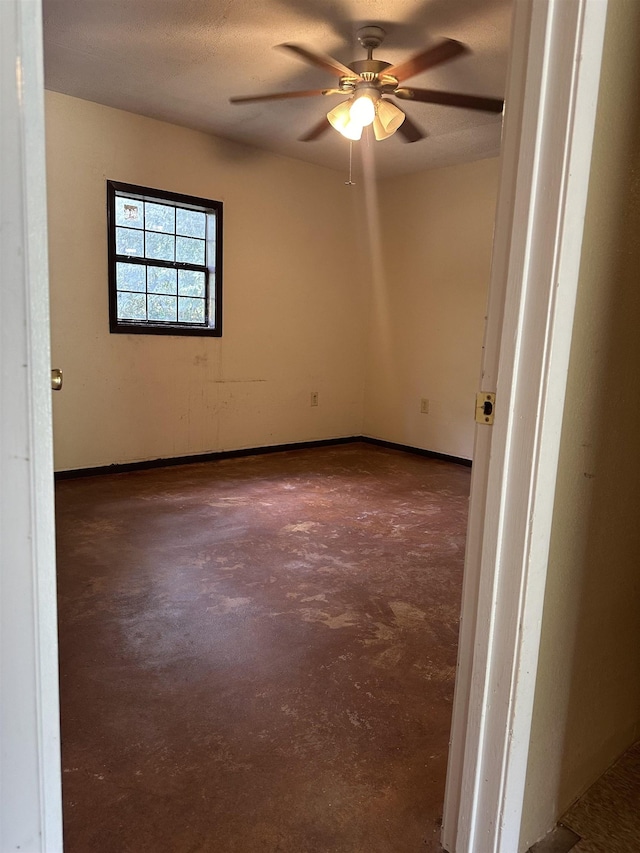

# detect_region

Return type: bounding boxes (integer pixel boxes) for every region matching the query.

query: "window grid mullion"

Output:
[114,253,206,275]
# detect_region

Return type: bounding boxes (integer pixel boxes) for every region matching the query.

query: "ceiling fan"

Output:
[229,26,504,143]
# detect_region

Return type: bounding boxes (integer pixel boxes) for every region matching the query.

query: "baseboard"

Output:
[54,436,472,480]
[53,437,359,480]
[360,436,472,468]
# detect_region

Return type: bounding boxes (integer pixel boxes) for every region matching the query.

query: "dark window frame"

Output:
[107,180,223,337]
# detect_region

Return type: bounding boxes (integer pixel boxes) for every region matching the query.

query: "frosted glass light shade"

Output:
[327,100,363,140]
[372,115,394,141]
[349,93,376,127]
[377,99,405,134]
[342,120,363,140]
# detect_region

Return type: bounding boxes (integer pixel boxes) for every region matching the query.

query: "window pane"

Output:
[176,208,206,238]
[144,202,175,233]
[146,232,174,261]
[117,292,146,321]
[148,266,177,294]
[116,227,144,257]
[115,197,143,229]
[176,236,205,265]
[116,262,146,292]
[178,269,205,297]
[178,297,205,324]
[148,294,177,322]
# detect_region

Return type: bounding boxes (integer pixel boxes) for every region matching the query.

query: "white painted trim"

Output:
[442,0,608,851]
[0,0,63,850]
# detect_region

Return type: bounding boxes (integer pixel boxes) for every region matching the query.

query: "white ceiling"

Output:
[43,0,512,178]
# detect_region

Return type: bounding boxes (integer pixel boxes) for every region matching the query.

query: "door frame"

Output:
[2,0,608,850]
[442,0,608,850]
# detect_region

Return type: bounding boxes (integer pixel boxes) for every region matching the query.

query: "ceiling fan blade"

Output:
[384,39,469,83]
[230,89,337,104]
[278,43,355,78]
[395,87,504,113]
[299,117,331,142]
[396,111,426,143]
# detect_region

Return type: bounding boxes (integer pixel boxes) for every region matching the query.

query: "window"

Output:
[107,181,222,336]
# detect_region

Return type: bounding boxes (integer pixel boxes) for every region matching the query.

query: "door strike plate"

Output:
[475,392,495,425]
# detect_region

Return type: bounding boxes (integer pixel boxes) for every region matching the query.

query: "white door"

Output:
[0,0,63,850]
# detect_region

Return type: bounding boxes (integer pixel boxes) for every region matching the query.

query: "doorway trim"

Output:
[442,0,608,850]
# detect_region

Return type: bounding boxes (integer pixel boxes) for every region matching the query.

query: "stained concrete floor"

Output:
[55,443,470,852]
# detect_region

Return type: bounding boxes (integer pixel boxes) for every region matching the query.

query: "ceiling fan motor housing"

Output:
[348,27,396,91]
[357,25,386,51]
[342,60,398,95]
[348,59,393,78]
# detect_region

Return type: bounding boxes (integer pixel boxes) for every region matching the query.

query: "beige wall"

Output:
[363,158,499,459]
[520,0,640,847]
[46,92,365,470]
[47,92,500,471]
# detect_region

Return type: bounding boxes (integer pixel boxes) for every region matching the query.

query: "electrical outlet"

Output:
[420,398,430,414]
[311,392,319,407]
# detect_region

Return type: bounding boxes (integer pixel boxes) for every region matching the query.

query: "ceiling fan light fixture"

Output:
[232,32,503,148]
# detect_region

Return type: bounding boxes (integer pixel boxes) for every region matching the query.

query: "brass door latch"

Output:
[51,368,63,391]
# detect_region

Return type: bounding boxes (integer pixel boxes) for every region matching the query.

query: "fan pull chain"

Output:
[345,141,356,186]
